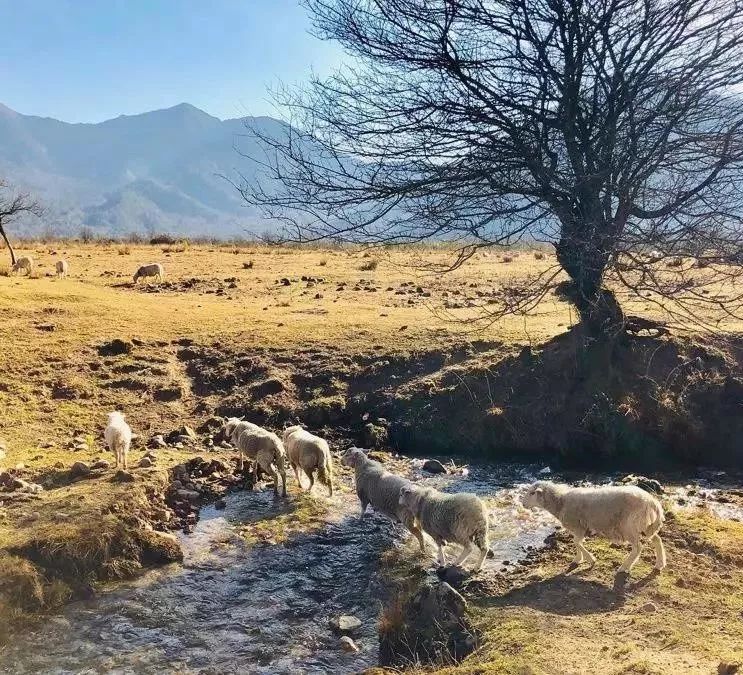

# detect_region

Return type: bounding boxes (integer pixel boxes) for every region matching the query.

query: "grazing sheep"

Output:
[11,256,33,276]
[104,411,132,470]
[341,448,424,550]
[133,263,164,284]
[223,417,263,468]
[521,481,666,576]
[55,259,69,278]
[232,424,288,497]
[399,485,490,571]
[283,425,334,496]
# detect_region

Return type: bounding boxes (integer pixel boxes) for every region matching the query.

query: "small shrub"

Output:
[319,258,328,266]
[243,260,254,269]
[149,234,175,245]
[534,251,545,260]
[117,246,131,256]
[362,250,372,258]
[162,241,188,254]
[0,264,9,277]
[79,226,95,244]
[501,255,514,263]
[359,259,379,271]
[668,256,684,268]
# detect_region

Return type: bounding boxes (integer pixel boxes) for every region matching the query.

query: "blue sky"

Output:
[0,0,345,122]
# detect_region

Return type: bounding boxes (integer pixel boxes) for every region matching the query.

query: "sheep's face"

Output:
[341,448,365,468]
[398,485,421,511]
[521,483,546,510]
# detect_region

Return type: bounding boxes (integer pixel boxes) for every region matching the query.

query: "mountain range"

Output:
[0,102,286,238]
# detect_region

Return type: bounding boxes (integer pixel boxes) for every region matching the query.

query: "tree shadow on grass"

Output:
[478,571,625,615]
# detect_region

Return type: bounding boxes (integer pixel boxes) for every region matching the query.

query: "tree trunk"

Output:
[0,222,16,266]
[555,215,625,337]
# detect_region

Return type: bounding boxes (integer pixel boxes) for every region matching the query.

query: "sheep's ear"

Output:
[535,487,544,495]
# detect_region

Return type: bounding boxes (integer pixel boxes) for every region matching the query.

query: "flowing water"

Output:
[1,460,739,674]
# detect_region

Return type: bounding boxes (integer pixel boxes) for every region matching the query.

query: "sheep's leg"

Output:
[452,542,474,568]
[618,538,642,574]
[472,545,488,572]
[410,523,426,552]
[307,470,315,493]
[292,463,303,488]
[650,534,667,571]
[436,541,447,567]
[359,500,369,519]
[279,463,287,497]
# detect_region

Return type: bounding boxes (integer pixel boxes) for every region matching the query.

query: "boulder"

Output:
[111,470,135,483]
[176,489,201,502]
[339,636,360,653]
[138,457,153,469]
[91,459,110,470]
[379,581,476,667]
[330,615,362,634]
[69,461,91,479]
[149,435,168,449]
[422,459,447,475]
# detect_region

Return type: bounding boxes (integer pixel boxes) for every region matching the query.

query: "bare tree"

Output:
[240,0,743,336]
[0,180,41,265]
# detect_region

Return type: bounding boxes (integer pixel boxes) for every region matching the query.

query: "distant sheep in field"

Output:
[104,411,132,470]
[282,425,334,496]
[342,448,424,551]
[399,485,490,571]
[11,256,34,276]
[55,259,69,278]
[521,481,666,577]
[133,263,164,284]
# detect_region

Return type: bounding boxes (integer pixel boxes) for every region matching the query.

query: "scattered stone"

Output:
[138,456,154,468]
[339,636,359,653]
[436,565,470,588]
[719,663,740,675]
[422,459,447,474]
[112,470,135,483]
[149,435,167,449]
[330,615,363,634]
[215,499,227,510]
[180,425,197,440]
[91,459,110,470]
[638,602,658,613]
[97,338,133,357]
[69,461,91,479]
[177,489,201,502]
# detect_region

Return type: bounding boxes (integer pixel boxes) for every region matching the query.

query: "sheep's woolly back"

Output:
[104,411,132,451]
[283,426,333,487]
[351,452,416,523]
[134,263,164,280]
[526,481,664,543]
[235,427,286,461]
[401,487,489,548]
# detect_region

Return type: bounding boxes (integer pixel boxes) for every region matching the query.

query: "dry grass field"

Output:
[0,241,742,672]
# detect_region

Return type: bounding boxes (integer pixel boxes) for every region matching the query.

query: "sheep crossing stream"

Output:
[2,461,737,674]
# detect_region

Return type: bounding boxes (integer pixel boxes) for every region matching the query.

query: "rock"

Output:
[620,474,664,494]
[176,489,201,502]
[111,470,135,483]
[97,339,133,357]
[180,425,197,440]
[250,378,286,400]
[379,581,474,667]
[330,615,363,633]
[638,602,658,613]
[215,499,227,510]
[91,459,110,470]
[719,663,740,675]
[149,435,167,449]
[138,457,153,468]
[436,565,470,588]
[69,461,91,478]
[422,459,447,474]
[338,636,359,653]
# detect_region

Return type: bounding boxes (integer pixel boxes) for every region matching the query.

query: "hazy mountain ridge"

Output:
[0,102,283,238]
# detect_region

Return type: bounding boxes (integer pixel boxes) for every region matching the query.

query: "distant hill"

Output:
[0,102,286,238]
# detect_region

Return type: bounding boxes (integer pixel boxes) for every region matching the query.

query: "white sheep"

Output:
[104,411,132,470]
[133,263,164,284]
[11,256,33,276]
[227,421,288,497]
[341,448,424,551]
[399,485,490,571]
[55,259,69,278]
[521,481,666,576]
[223,417,263,469]
[282,425,334,496]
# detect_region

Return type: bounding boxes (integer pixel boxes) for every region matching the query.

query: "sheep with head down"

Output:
[342,448,424,551]
[521,480,666,577]
[398,484,490,571]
